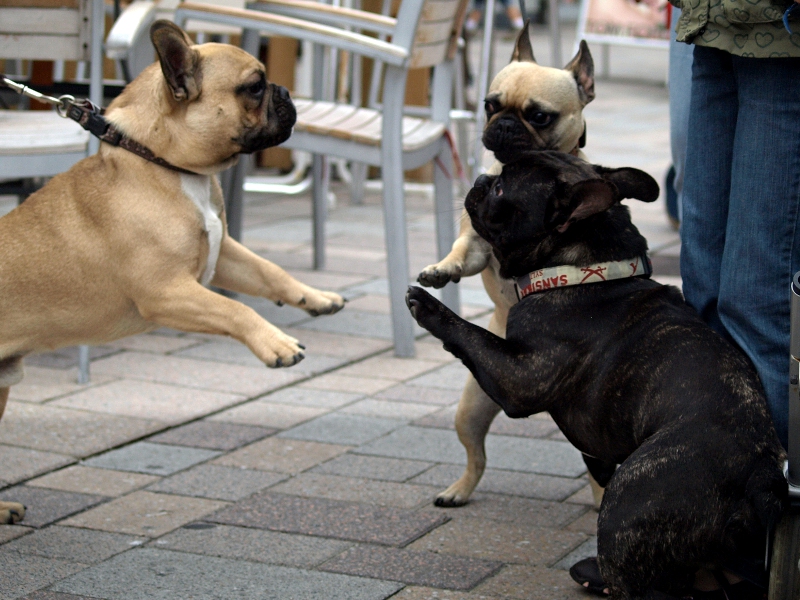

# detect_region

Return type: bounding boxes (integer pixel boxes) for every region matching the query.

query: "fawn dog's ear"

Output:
[511,21,536,63]
[151,20,201,102]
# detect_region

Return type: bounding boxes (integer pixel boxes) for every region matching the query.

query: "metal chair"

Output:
[768,271,800,598]
[174,0,468,358]
[0,0,156,382]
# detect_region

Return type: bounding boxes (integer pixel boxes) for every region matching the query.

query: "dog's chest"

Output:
[180,174,222,286]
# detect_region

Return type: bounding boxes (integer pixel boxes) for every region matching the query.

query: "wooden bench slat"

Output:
[0,111,88,155]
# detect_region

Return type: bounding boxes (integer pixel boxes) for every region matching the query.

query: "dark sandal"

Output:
[569,557,608,596]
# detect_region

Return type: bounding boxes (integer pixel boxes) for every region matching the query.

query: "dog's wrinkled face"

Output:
[482,24,595,164]
[465,151,658,276]
[123,21,296,172]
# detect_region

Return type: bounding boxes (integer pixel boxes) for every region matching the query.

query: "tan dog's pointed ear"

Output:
[150,20,201,102]
[511,21,536,63]
[564,40,595,106]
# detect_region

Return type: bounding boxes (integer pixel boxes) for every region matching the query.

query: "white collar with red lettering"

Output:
[515,254,652,300]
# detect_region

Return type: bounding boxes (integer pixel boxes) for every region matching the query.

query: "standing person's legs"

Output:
[716,56,800,448]
[668,16,693,220]
[680,46,737,338]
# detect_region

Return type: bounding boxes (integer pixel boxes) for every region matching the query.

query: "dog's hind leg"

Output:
[435,374,501,506]
[0,386,25,525]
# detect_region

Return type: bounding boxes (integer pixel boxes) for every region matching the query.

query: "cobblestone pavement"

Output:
[0,25,677,600]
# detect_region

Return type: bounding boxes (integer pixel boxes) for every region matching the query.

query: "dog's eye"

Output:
[484,100,499,118]
[528,112,552,127]
[248,80,266,97]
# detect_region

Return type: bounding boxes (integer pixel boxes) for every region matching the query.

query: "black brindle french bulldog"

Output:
[406,151,787,599]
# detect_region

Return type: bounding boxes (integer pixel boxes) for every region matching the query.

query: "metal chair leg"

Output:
[312,154,328,270]
[77,345,90,384]
[434,145,460,315]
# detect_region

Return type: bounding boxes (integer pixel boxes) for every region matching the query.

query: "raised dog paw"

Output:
[405,286,449,332]
[0,501,25,524]
[418,262,463,288]
[302,291,346,317]
[263,333,306,368]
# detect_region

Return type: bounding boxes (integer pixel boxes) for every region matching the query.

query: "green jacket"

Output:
[672,0,800,57]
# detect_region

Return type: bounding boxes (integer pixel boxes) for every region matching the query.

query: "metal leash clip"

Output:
[0,74,76,117]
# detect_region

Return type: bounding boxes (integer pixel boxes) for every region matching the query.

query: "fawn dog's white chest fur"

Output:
[181,174,222,286]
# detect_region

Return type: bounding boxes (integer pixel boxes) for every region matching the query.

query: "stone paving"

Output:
[0,24,677,600]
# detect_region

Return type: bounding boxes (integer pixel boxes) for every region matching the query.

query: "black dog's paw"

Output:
[406,286,449,331]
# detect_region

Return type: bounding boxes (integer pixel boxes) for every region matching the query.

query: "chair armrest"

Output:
[175,3,409,66]
[105,0,157,60]
[246,0,396,35]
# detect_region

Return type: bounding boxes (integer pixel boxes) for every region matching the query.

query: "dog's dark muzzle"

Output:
[483,115,536,164]
[237,84,297,154]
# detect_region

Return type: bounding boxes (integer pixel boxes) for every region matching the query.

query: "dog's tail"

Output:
[746,458,789,532]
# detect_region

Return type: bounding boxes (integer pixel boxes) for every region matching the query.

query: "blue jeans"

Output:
[680,45,800,448]
[668,15,693,220]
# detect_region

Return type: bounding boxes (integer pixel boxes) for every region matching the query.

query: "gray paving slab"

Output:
[51,547,404,600]
[405,363,471,390]
[153,523,352,568]
[0,486,107,528]
[175,340,347,375]
[90,352,304,396]
[146,421,276,451]
[0,444,75,486]
[297,310,425,340]
[25,346,119,370]
[423,493,588,530]
[375,385,462,406]
[278,413,405,446]
[4,526,144,563]
[236,294,313,326]
[0,402,164,458]
[354,426,587,477]
[311,454,434,482]
[0,525,32,545]
[0,549,87,600]
[320,545,503,591]
[551,536,598,571]
[147,464,287,501]
[82,442,221,476]
[269,473,437,509]
[16,592,99,600]
[261,387,364,409]
[413,405,560,438]
[409,464,588,502]
[51,379,244,426]
[208,491,449,547]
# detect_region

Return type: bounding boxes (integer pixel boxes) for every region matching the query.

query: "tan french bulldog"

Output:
[0,21,345,524]
[418,24,595,507]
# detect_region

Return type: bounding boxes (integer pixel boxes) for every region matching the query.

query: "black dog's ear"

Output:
[511,21,536,63]
[151,20,201,102]
[564,40,594,106]
[595,166,660,203]
[556,179,617,233]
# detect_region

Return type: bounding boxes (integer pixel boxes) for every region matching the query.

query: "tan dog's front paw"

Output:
[301,290,345,317]
[419,261,464,288]
[256,329,305,368]
[434,477,475,507]
[0,501,25,524]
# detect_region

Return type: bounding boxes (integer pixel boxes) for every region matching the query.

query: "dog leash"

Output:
[1,75,200,176]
